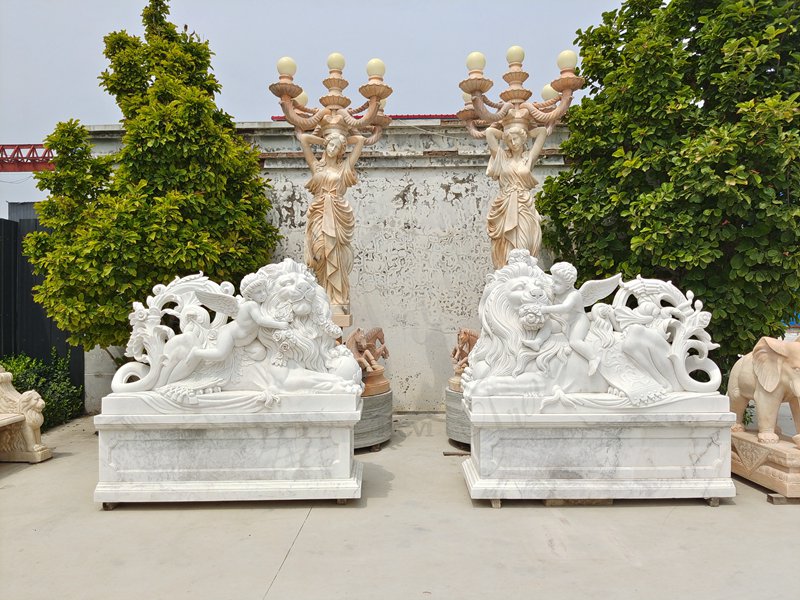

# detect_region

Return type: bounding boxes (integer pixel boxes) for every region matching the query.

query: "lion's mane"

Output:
[19,390,45,430]
[469,252,553,378]
[258,259,345,373]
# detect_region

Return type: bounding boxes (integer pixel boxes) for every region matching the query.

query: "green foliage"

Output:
[539,0,800,374]
[1,350,84,432]
[24,0,279,350]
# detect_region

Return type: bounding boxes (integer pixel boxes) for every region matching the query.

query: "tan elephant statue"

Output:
[728,336,800,448]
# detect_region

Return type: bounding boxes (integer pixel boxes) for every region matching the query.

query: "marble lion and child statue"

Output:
[6,49,797,497]
[101,242,782,435]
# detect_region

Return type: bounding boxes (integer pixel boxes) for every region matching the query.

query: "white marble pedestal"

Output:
[94,393,363,505]
[462,393,736,505]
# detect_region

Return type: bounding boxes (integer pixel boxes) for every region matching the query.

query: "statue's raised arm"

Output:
[298,132,326,170]
[346,134,366,170]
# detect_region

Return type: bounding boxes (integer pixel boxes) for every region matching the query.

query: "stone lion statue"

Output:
[17,390,46,451]
[250,259,362,392]
[464,250,558,390]
[0,371,50,461]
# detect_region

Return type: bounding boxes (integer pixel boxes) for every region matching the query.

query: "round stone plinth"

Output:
[445,387,471,445]
[354,390,393,450]
[363,366,390,396]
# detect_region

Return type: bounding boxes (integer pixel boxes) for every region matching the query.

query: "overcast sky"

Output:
[0,0,623,212]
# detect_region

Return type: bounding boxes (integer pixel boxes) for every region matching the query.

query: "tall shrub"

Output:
[24,0,279,352]
[539,0,800,373]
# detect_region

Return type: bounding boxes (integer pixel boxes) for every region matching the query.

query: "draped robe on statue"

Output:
[304,159,357,306]
[486,149,542,267]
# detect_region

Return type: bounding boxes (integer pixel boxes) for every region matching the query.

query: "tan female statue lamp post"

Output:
[457,46,584,268]
[446,46,584,445]
[269,53,392,327]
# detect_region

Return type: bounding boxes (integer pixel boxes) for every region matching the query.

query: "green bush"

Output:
[1,349,84,431]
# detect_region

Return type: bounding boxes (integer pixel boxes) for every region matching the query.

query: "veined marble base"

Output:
[463,393,736,503]
[731,431,800,498]
[445,387,471,445]
[95,462,363,503]
[354,390,392,449]
[94,392,363,504]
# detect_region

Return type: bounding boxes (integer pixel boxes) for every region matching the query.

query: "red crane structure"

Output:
[0,144,54,172]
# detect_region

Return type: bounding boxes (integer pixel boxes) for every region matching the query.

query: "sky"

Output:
[0,0,623,213]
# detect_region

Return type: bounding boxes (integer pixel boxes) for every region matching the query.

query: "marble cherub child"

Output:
[536,262,622,364]
[190,273,288,364]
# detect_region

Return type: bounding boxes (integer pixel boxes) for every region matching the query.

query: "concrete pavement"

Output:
[1,414,798,600]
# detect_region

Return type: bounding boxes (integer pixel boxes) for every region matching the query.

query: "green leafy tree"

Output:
[24,0,279,354]
[539,0,800,374]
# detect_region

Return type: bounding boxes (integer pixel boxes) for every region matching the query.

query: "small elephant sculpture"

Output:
[728,336,800,447]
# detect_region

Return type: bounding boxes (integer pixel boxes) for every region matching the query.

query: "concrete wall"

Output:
[84,346,118,414]
[84,119,569,411]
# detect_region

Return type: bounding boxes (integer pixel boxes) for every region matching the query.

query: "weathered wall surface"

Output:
[86,119,570,411]
[246,119,568,410]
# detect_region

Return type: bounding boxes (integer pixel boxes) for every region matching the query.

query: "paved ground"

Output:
[1,414,798,600]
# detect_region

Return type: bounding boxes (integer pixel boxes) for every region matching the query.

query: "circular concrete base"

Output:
[355,390,393,450]
[445,387,471,445]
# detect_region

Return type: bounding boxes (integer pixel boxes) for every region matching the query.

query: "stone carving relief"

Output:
[111,258,363,412]
[462,250,722,407]
[345,327,389,373]
[345,327,390,396]
[449,328,479,392]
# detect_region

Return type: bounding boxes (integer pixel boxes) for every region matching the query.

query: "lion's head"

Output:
[19,390,45,429]
[470,251,553,377]
[257,259,342,372]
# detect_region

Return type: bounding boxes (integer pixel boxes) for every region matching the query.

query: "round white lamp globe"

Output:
[557,50,578,71]
[541,84,559,101]
[366,58,386,77]
[327,52,346,71]
[276,56,297,76]
[466,51,486,71]
[506,45,525,64]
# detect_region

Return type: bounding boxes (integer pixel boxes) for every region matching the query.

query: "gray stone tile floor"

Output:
[1,414,797,600]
